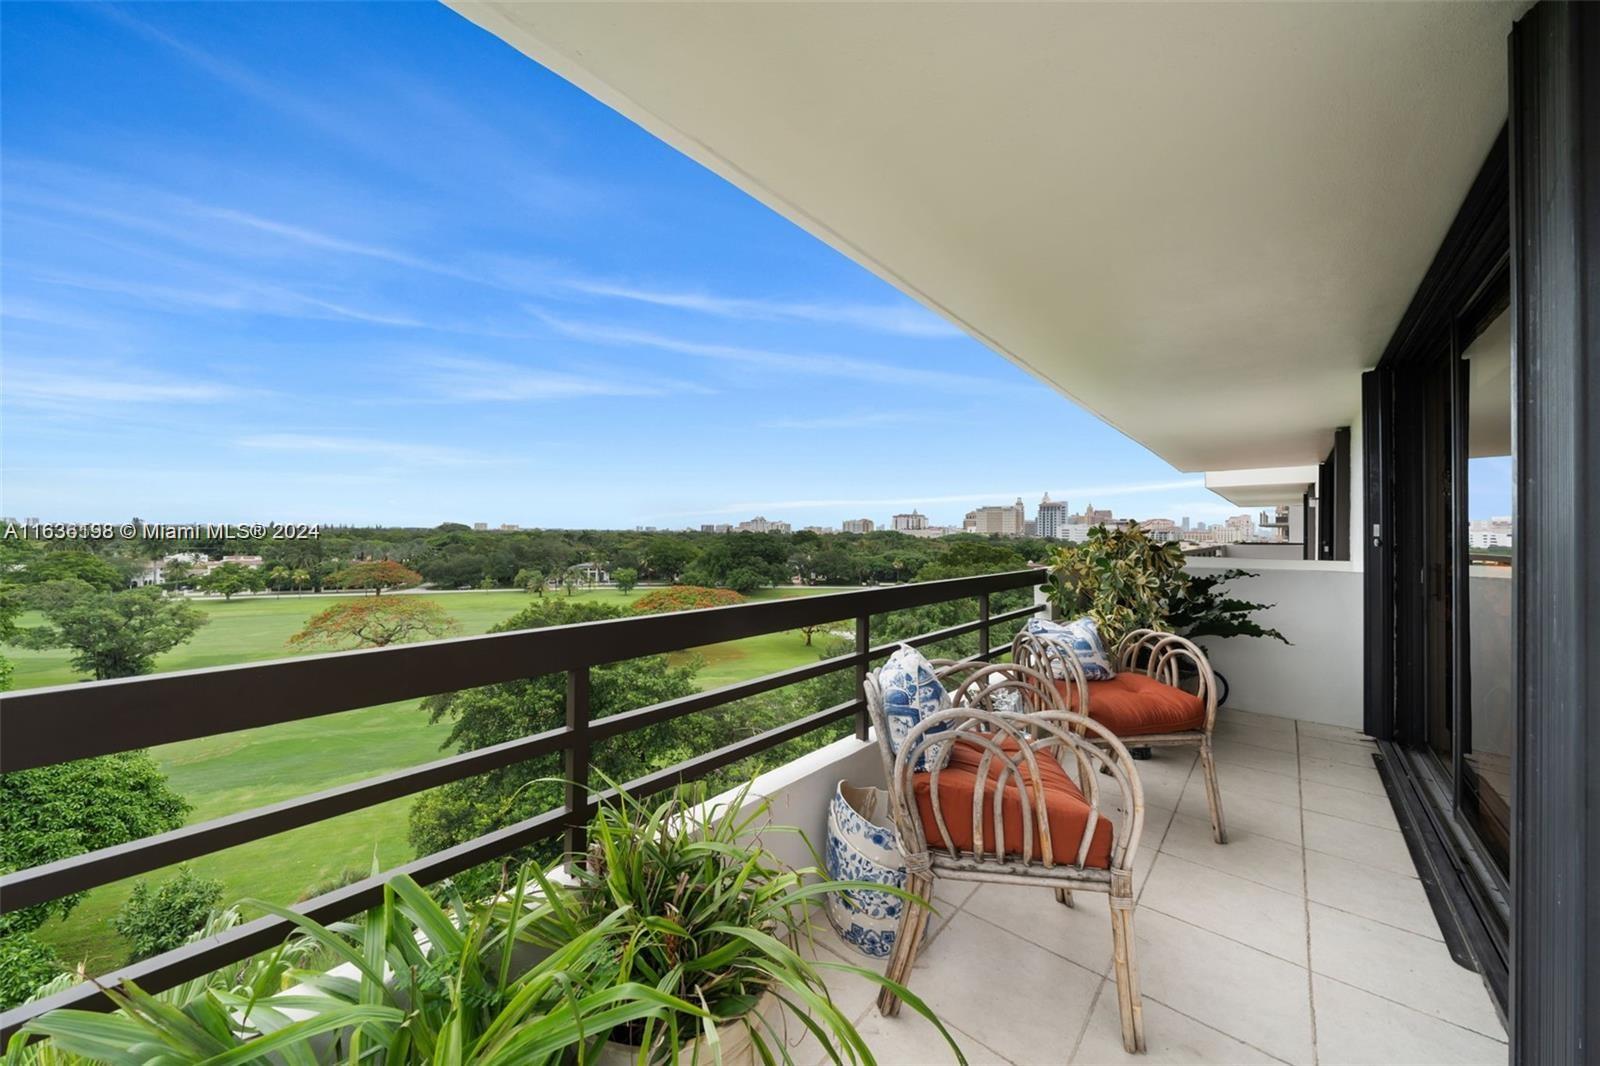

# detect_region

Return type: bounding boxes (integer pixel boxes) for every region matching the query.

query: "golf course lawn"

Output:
[5,585,845,970]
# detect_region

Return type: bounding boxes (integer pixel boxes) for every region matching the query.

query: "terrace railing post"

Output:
[564,667,591,857]
[854,613,871,740]
[978,591,992,658]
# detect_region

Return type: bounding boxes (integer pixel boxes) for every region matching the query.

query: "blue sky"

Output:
[0,2,1252,531]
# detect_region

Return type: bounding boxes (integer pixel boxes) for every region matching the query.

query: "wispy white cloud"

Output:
[761,411,918,431]
[235,433,488,466]
[189,206,477,281]
[532,311,1004,393]
[671,479,1209,517]
[32,269,426,328]
[413,355,709,402]
[3,361,244,407]
[569,280,961,339]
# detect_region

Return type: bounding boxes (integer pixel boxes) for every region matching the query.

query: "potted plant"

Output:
[1046,525,1287,705]
[11,779,956,1066]
[12,868,701,1065]
[567,779,960,1066]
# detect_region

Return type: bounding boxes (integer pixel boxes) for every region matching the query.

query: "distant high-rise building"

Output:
[737,516,790,533]
[892,510,929,532]
[1224,514,1258,537]
[702,523,733,533]
[1181,516,1191,531]
[1037,493,1070,539]
[842,518,875,534]
[1070,502,1114,526]
[473,522,488,531]
[964,498,1027,537]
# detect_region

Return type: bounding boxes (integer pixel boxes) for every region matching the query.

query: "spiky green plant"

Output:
[10,868,698,1066]
[568,778,963,1065]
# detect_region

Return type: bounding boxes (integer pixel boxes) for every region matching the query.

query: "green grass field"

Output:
[4,586,839,969]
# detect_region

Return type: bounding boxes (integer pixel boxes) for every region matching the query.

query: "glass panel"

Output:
[1462,310,1513,874]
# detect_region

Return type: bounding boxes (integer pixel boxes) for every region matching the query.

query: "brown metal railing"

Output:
[0,568,1047,1038]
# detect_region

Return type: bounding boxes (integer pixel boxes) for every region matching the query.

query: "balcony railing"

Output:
[0,568,1046,1039]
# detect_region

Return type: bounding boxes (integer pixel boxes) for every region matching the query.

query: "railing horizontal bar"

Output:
[0,726,573,914]
[865,603,1043,660]
[0,806,570,1043]
[589,650,862,741]
[0,569,1044,772]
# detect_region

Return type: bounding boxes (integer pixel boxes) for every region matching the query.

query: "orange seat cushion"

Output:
[912,738,1114,868]
[1054,673,1206,737]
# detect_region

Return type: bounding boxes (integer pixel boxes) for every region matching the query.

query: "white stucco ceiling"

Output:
[449,1,1519,472]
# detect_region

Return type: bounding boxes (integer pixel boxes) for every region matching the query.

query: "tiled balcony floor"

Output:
[793,709,1507,1066]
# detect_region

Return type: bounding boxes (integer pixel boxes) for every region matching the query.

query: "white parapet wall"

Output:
[709,733,886,874]
[1185,558,1364,729]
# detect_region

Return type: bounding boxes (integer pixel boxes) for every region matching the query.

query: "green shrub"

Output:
[112,866,224,962]
[0,931,62,1010]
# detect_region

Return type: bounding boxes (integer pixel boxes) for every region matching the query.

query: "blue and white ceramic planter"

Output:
[824,781,907,959]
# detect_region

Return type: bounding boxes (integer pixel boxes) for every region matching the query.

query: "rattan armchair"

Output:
[1014,627,1227,844]
[864,661,1148,1053]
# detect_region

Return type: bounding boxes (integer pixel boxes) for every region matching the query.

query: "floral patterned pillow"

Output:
[877,644,953,771]
[1025,616,1117,681]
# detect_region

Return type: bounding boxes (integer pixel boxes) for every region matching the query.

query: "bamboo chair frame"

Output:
[1014,627,1228,844]
[864,663,1147,1053]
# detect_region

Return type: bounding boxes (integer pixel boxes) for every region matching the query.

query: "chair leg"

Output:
[1199,736,1228,844]
[1054,888,1075,907]
[877,872,934,1017]
[1109,899,1146,1053]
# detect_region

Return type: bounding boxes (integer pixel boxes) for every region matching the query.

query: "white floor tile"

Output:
[1312,974,1507,1065]
[1300,781,1399,831]
[1071,980,1282,1065]
[1141,853,1307,965]
[1179,778,1302,846]
[1302,811,1417,877]
[1130,909,1315,1066]
[1215,707,1297,734]
[1295,721,1373,744]
[909,910,1102,1065]
[1308,904,1502,1038]
[1299,757,1386,796]
[1212,722,1299,754]
[1297,736,1379,769]
[1305,850,1441,940]
[1201,761,1301,807]
[1210,739,1302,777]
[838,1008,1012,1066]
[1160,812,1306,895]
[964,880,1114,976]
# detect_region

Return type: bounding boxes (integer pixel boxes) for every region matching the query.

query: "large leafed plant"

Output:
[1046,525,1286,649]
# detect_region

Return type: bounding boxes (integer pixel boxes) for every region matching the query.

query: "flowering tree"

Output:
[329,560,422,596]
[288,597,458,650]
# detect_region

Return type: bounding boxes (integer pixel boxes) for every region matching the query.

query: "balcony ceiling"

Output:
[450,1,1520,471]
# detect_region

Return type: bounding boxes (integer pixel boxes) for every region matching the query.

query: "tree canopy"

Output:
[16,582,208,680]
[288,597,459,650]
[330,560,423,595]
[198,562,264,600]
[0,751,191,937]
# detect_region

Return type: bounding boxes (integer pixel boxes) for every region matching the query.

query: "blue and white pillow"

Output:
[877,644,953,771]
[1025,616,1117,681]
